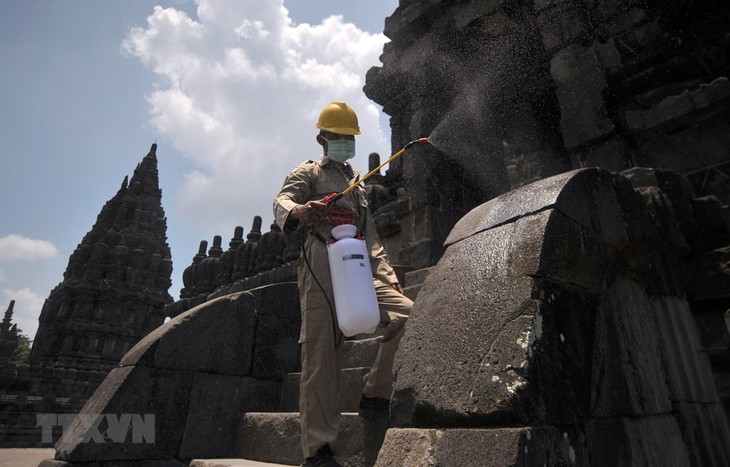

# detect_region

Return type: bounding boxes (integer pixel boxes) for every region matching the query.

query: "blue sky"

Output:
[0,0,398,340]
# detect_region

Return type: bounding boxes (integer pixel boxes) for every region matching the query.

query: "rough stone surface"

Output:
[445,168,625,248]
[235,413,300,465]
[376,427,587,467]
[237,413,387,467]
[398,238,443,270]
[391,220,537,427]
[634,119,730,174]
[382,168,730,465]
[56,366,193,462]
[341,337,382,369]
[54,283,302,463]
[672,402,730,467]
[391,204,603,427]
[537,5,592,55]
[590,278,672,417]
[584,415,692,467]
[651,296,717,403]
[120,292,257,376]
[248,283,301,381]
[364,0,730,282]
[688,247,730,301]
[41,460,186,467]
[551,44,615,149]
[580,136,630,172]
[178,373,280,459]
[691,196,730,250]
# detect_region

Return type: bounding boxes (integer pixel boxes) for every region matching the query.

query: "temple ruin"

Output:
[1,0,728,465]
[0,144,173,447]
[0,301,20,364]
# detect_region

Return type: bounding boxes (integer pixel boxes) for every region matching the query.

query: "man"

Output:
[273,101,412,467]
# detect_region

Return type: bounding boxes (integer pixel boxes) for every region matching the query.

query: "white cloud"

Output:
[0,235,59,261]
[2,288,45,340]
[122,1,390,233]
[236,19,271,41]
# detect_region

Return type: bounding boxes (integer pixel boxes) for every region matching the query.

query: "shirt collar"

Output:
[320,156,348,169]
[319,156,358,180]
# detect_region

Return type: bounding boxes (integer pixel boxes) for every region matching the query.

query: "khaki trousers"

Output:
[299,279,412,458]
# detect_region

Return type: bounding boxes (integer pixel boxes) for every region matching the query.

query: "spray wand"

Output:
[322,137,430,206]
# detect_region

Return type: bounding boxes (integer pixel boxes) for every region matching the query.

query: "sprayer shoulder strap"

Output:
[309,229,328,245]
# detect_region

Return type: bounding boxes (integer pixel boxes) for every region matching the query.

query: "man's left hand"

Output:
[391,283,405,295]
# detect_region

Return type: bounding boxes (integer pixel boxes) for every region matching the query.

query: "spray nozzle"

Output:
[405,136,431,149]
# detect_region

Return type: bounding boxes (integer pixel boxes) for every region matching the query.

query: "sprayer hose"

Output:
[300,227,341,347]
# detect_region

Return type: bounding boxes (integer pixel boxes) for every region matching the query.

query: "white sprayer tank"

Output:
[327,224,380,336]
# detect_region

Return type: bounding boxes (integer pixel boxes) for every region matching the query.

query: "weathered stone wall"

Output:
[378,168,730,466]
[0,393,77,449]
[364,0,730,271]
[170,215,301,318]
[47,282,300,464]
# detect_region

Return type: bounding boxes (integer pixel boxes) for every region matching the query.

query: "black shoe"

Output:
[358,394,390,419]
[301,444,341,467]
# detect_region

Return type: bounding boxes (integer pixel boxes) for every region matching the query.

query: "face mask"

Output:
[327,139,355,162]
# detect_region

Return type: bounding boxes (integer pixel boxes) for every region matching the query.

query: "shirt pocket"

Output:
[313,175,343,198]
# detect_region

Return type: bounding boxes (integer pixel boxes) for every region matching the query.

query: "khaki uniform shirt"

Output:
[273,156,398,317]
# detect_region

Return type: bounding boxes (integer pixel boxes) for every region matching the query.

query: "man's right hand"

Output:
[290,200,328,226]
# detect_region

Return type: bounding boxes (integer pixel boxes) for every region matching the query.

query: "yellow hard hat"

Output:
[316,101,361,135]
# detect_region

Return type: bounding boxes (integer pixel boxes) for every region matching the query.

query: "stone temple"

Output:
[0,301,20,364]
[1,1,729,466]
[0,144,172,446]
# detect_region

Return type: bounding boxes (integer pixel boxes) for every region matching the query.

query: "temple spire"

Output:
[1,300,14,333]
[30,144,172,374]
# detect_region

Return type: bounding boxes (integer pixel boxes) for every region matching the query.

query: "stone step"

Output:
[403,267,434,301]
[341,336,382,368]
[280,337,382,412]
[280,367,369,412]
[235,412,388,467]
[190,459,296,466]
[403,283,423,302]
[376,426,590,466]
[403,266,433,289]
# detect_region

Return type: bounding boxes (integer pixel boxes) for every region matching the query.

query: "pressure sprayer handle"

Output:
[323,137,430,206]
[322,192,342,206]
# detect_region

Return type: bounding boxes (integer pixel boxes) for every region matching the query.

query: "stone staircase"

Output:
[232,337,388,466]
[192,268,434,467]
[235,412,388,466]
[402,267,433,301]
[186,335,394,466]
